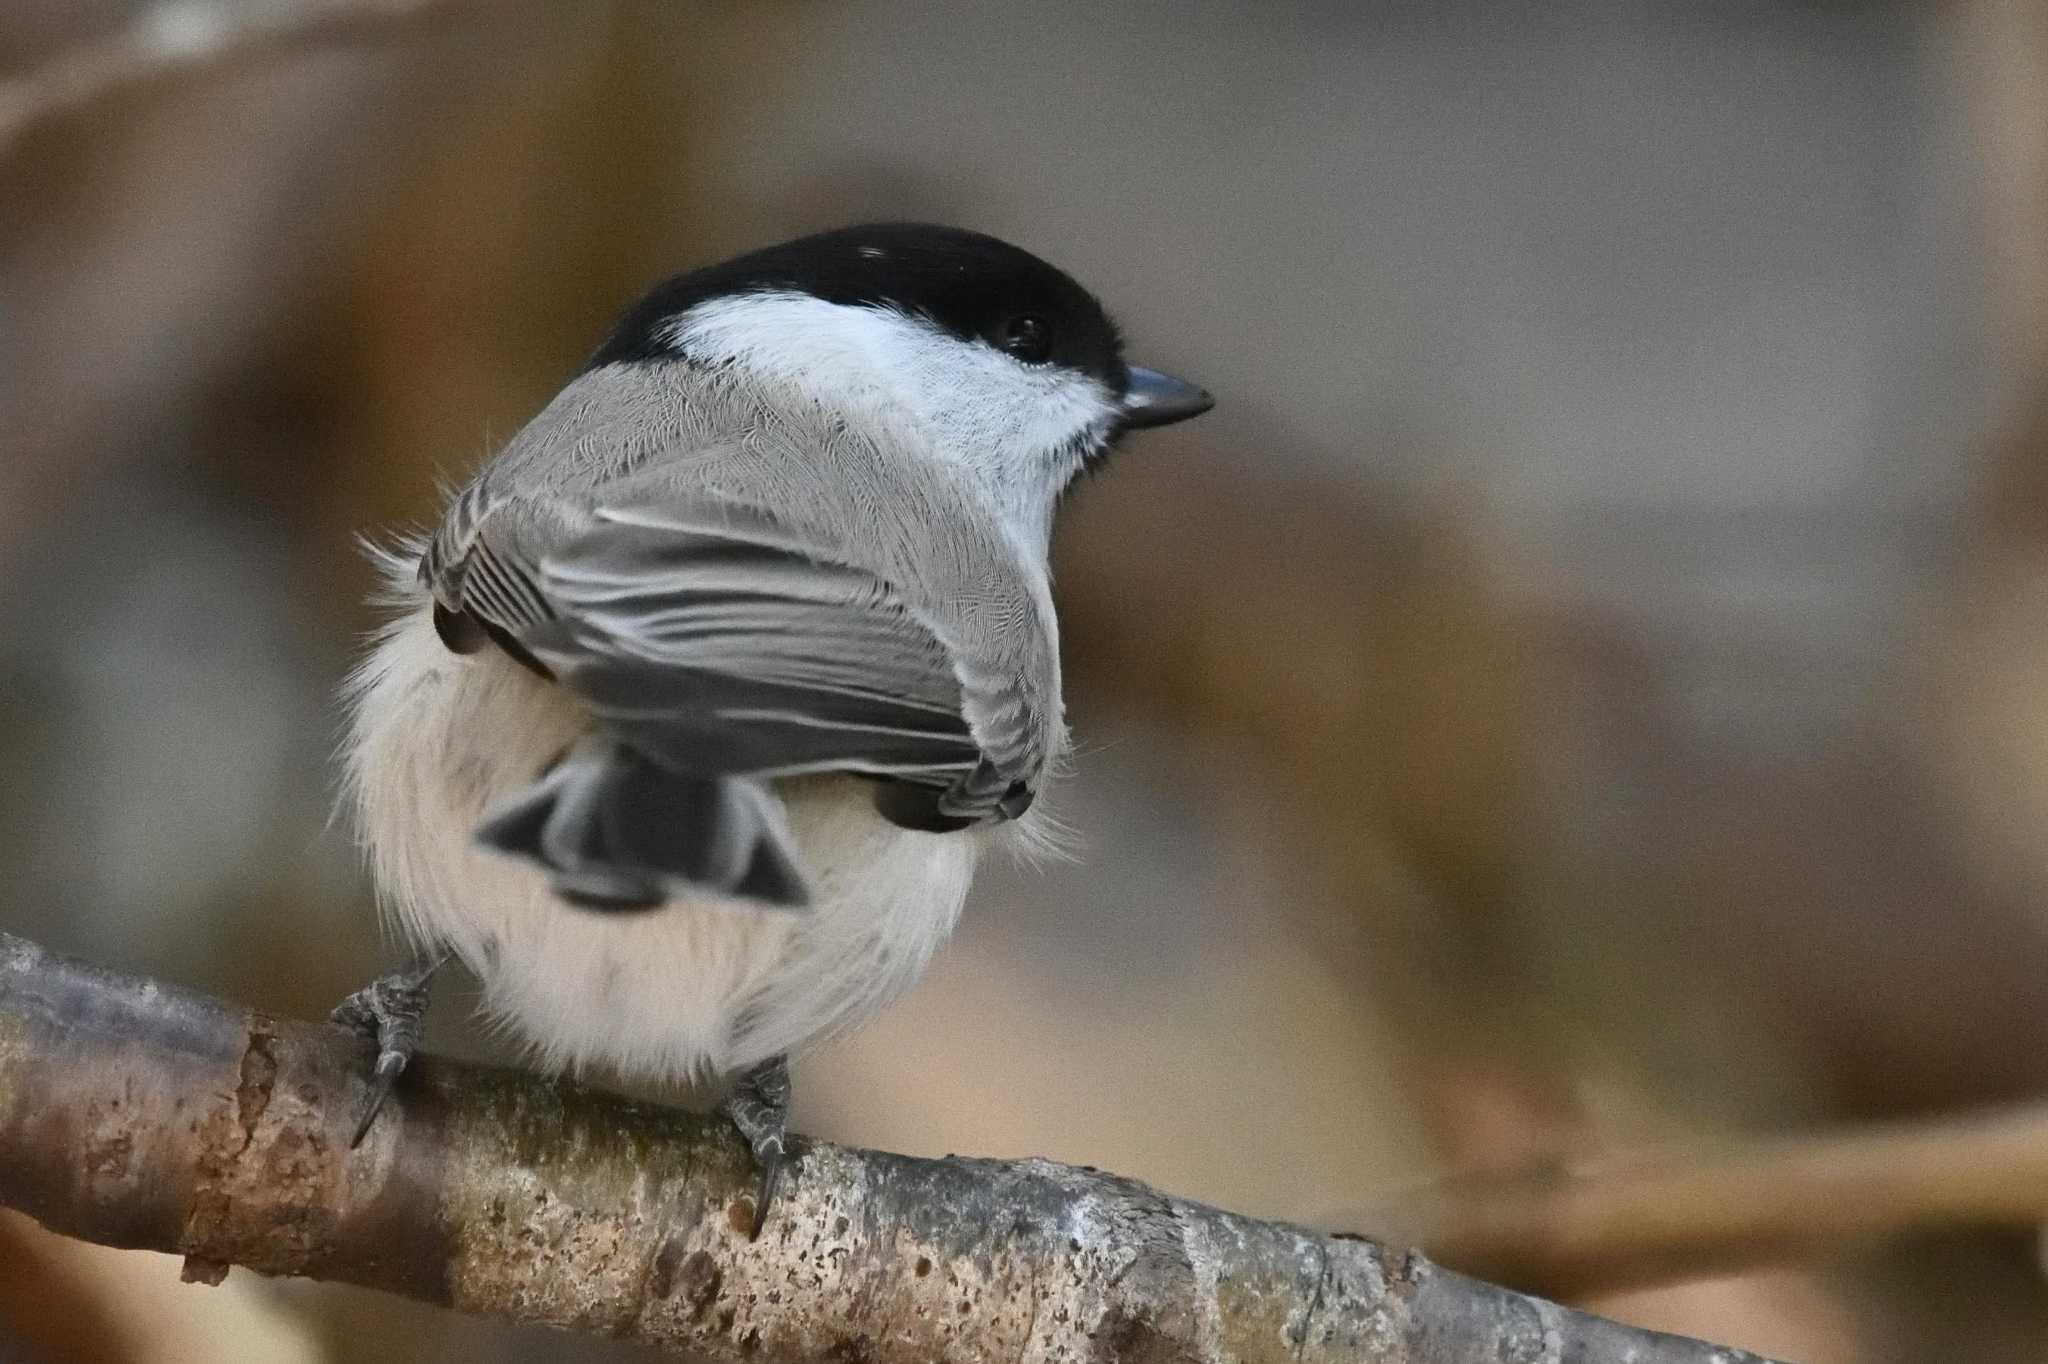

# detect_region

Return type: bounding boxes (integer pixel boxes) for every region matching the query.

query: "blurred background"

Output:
[4,1,2047,1360]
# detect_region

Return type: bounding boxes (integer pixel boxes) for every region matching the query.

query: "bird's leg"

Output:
[719,1054,792,1239]
[329,952,450,1147]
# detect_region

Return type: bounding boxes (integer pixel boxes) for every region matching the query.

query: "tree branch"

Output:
[1356,1099,2048,1299]
[0,0,508,158]
[0,931,1775,1363]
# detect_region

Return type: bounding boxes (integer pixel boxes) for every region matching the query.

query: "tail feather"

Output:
[476,739,809,910]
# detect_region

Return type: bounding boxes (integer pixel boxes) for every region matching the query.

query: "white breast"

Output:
[344,595,983,1083]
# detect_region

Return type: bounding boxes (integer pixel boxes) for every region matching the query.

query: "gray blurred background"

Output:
[4,1,2047,1360]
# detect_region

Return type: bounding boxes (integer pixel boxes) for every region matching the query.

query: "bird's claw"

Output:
[720,1054,793,1240]
[329,955,446,1147]
[750,1136,785,1239]
[349,1050,410,1147]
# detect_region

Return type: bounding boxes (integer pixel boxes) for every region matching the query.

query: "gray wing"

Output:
[427,492,1042,831]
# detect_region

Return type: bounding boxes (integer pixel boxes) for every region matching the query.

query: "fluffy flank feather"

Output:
[1000,742,1082,868]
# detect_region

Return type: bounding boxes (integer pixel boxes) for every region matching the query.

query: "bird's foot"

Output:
[329,953,448,1146]
[719,1054,793,1239]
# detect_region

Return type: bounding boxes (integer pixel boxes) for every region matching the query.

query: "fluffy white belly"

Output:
[346,601,983,1082]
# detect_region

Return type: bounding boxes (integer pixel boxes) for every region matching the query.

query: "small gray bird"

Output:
[337,223,1212,1229]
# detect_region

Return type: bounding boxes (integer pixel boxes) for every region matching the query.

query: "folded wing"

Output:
[426,493,1040,909]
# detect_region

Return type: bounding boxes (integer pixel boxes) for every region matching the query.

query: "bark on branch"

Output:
[0,931,1776,1363]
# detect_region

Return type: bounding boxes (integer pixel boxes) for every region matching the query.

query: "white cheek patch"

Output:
[663,292,1118,543]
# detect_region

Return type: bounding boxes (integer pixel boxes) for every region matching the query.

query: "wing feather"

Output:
[418,368,1059,832]
[431,493,1022,817]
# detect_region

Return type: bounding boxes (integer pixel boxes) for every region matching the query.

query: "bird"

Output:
[336,222,1213,1233]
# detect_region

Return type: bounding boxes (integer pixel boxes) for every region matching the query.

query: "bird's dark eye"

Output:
[1000,315,1052,364]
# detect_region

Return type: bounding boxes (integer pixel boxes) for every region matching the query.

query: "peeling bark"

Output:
[0,933,1780,1363]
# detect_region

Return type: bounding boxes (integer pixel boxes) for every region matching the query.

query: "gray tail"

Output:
[475,739,809,910]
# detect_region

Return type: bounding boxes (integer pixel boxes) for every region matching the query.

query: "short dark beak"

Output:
[1120,365,1214,430]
